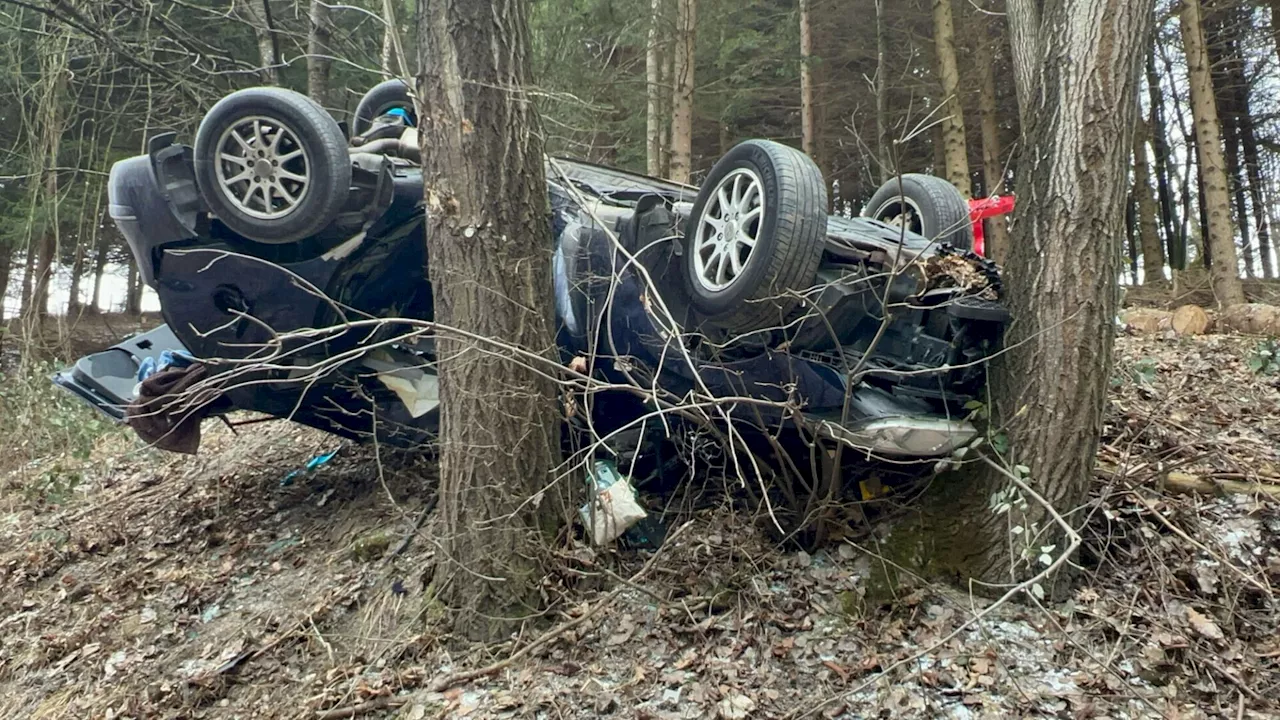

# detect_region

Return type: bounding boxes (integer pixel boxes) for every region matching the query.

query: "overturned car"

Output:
[55,82,1009,469]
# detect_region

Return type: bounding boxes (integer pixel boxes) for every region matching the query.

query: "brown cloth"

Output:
[125,363,214,454]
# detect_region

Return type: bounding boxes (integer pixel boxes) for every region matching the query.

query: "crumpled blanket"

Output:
[125,362,214,454]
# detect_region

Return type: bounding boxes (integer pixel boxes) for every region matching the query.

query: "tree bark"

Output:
[1133,118,1165,285]
[307,0,333,107]
[247,0,282,85]
[931,0,970,197]
[799,0,816,160]
[974,22,1008,262]
[1180,0,1245,306]
[417,0,565,641]
[646,0,665,177]
[669,0,696,183]
[909,0,1153,596]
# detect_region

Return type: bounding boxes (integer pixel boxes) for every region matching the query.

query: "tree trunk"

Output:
[908,0,1153,596]
[799,0,816,160]
[247,0,281,85]
[932,0,970,197]
[307,0,333,107]
[874,0,891,182]
[1181,0,1245,306]
[1133,118,1165,285]
[28,16,69,334]
[0,247,11,324]
[125,260,141,316]
[1205,9,1255,279]
[1127,191,1140,284]
[1238,100,1275,280]
[1270,0,1280,67]
[660,45,673,177]
[974,23,1009,262]
[417,0,565,641]
[669,0,695,183]
[66,238,85,317]
[1146,47,1182,270]
[88,232,110,314]
[18,248,34,317]
[646,0,665,177]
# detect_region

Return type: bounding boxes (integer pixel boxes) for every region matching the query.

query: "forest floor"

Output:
[1,328,1279,719]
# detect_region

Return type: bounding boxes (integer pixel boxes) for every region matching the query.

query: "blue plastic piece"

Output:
[136,349,195,382]
[280,449,340,486]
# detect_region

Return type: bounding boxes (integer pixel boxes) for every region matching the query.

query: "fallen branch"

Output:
[1161,471,1280,500]
[428,521,692,693]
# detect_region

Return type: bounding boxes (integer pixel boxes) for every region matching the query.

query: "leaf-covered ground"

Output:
[1,331,1279,719]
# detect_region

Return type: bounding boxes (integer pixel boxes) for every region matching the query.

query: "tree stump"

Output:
[1171,304,1212,336]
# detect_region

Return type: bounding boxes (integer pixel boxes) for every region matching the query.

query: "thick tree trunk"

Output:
[931,0,970,197]
[669,0,695,183]
[307,0,333,107]
[417,0,565,641]
[646,0,665,177]
[1134,118,1166,285]
[874,0,891,182]
[247,0,281,85]
[1146,47,1182,270]
[908,0,1153,595]
[974,25,1009,262]
[1181,0,1245,306]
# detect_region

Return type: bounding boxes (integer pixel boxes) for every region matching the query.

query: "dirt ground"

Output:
[2,331,1280,719]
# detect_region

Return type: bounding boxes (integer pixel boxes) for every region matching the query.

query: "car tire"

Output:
[352,79,415,137]
[682,139,827,333]
[194,87,351,245]
[863,174,973,250]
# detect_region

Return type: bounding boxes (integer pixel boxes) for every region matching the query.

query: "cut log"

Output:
[1121,308,1173,334]
[1218,303,1280,336]
[1163,471,1280,500]
[1171,304,1212,335]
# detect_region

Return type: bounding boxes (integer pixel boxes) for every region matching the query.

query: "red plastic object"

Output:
[968,195,1016,257]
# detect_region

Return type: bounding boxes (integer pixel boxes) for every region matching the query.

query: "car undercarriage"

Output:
[55,82,1010,476]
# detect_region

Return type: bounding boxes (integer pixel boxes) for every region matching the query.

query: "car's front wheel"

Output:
[682,140,828,334]
[193,87,351,245]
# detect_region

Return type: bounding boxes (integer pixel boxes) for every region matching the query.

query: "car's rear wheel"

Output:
[863,174,973,250]
[682,140,827,334]
[352,79,415,137]
[194,87,351,244]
